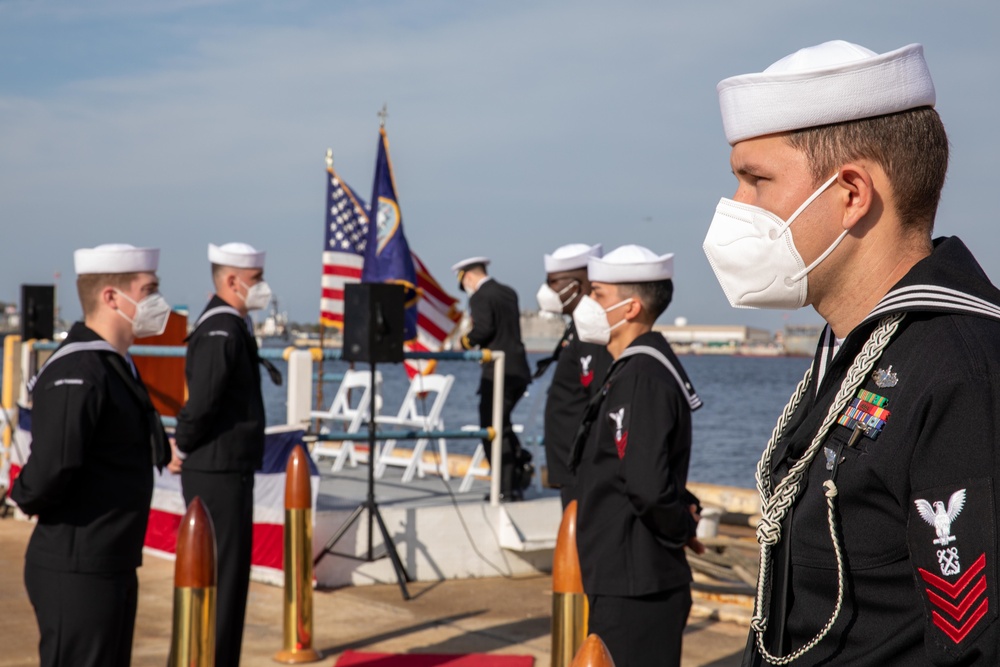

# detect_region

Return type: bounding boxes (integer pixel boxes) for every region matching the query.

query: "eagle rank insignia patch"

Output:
[580,355,595,388]
[608,406,628,458]
[909,479,996,652]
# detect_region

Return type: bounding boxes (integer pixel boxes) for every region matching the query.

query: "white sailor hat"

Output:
[74,244,159,275]
[544,243,603,273]
[718,41,936,145]
[208,242,265,269]
[588,245,673,283]
[450,256,491,273]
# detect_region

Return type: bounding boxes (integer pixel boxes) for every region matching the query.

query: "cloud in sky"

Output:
[1,0,998,332]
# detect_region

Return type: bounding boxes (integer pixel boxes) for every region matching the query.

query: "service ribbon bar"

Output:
[837,390,891,440]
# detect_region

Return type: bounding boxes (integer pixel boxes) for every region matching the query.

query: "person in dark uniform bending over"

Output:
[452,256,532,501]
[569,244,704,667]
[534,243,612,507]
[12,243,172,667]
[174,242,272,667]
[704,41,1000,666]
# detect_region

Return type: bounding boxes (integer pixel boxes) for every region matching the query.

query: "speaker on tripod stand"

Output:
[313,283,412,599]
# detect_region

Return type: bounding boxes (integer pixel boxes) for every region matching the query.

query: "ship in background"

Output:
[779,324,825,357]
[255,295,289,341]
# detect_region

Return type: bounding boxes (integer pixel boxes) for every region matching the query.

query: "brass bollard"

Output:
[168,497,217,667]
[552,500,588,667]
[274,445,323,663]
[569,634,616,667]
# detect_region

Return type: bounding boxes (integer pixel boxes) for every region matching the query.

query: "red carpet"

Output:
[334,650,534,667]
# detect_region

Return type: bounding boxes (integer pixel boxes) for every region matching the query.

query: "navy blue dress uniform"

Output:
[534,243,612,506]
[12,244,171,667]
[705,40,1000,666]
[176,242,269,667]
[539,321,611,504]
[568,245,703,667]
[453,257,532,498]
[746,238,1000,666]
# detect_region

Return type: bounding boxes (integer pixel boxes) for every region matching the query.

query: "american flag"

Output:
[405,252,463,376]
[320,167,369,328]
[319,163,462,373]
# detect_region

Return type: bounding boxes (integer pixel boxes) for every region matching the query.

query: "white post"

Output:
[286,350,314,428]
[19,341,36,406]
[490,351,505,507]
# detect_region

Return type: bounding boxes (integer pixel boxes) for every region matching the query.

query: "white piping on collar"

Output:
[866,284,1000,323]
[617,345,703,411]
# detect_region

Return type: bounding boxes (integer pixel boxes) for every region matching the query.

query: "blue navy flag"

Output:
[361,127,418,341]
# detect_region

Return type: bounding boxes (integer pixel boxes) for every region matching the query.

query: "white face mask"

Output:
[702,173,845,310]
[115,291,172,338]
[536,281,579,314]
[572,295,632,345]
[239,279,272,311]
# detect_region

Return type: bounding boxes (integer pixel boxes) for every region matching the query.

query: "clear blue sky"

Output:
[2,0,998,332]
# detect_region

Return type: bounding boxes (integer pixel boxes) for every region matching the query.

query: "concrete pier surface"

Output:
[0,516,746,667]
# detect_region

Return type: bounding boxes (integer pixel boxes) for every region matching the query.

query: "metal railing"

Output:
[19,340,508,506]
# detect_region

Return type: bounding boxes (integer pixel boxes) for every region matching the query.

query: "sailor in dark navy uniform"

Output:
[705,41,1000,666]
[569,245,704,667]
[453,256,532,500]
[534,243,612,507]
[12,244,171,667]
[175,242,272,667]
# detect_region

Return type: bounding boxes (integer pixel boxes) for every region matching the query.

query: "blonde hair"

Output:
[76,273,139,316]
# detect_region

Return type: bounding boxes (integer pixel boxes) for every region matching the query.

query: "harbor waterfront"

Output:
[270,348,812,490]
[1,339,810,490]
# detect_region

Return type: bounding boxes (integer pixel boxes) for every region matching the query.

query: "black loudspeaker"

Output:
[343,283,405,363]
[21,284,55,340]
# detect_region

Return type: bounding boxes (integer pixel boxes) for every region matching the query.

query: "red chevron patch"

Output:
[919,553,986,598]
[919,552,990,644]
[932,599,989,644]
[925,577,987,621]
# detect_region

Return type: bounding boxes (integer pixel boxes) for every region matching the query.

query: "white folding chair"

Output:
[310,369,382,472]
[375,373,454,482]
[459,423,525,493]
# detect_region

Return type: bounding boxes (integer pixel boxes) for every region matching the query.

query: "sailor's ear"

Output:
[837,163,875,231]
[102,286,122,311]
[624,298,644,322]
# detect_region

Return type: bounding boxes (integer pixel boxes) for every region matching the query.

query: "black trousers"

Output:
[588,587,692,667]
[478,376,528,496]
[182,469,254,667]
[24,562,138,667]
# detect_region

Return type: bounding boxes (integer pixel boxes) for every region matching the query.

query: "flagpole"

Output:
[315,149,335,422]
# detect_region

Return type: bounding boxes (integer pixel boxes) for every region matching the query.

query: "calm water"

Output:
[262,351,812,490]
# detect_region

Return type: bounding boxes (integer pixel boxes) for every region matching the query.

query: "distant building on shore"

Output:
[520,311,565,352]
[655,323,779,356]
[1,303,19,335]
[288,310,823,358]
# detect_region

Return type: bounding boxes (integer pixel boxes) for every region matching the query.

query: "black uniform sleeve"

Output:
[619,373,696,547]
[463,291,495,349]
[175,328,238,454]
[11,375,102,515]
[905,376,999,665]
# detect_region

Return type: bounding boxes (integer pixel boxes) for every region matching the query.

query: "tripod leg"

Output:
[371,505,412,600]
[313,502,366,567]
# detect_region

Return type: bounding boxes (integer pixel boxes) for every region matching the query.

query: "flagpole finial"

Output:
[378,103,388,128]
[325,148,333,169]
